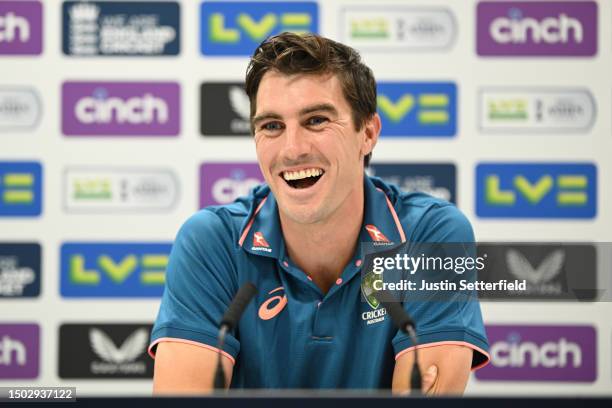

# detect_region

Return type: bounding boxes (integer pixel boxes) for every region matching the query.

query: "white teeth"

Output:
[282,168,323,181]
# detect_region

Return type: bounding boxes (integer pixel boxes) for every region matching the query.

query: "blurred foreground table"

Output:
[8,391,612,408]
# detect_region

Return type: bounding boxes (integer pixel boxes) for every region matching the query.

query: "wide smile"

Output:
[280,167,325,190]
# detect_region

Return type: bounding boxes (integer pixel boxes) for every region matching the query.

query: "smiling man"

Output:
[149,32,489,394]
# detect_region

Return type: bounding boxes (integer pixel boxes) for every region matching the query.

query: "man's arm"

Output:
[392,344,472,395]
[149,210,241,394]
[153,342,234,395]
[390,204,489,395]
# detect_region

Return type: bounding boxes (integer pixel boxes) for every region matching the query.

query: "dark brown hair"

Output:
[245,32,377,166]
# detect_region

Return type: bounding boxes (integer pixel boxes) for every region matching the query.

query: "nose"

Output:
[281,123,311,162]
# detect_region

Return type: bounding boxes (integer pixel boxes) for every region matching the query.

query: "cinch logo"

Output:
[377,82,456,137]
[0,335,26,365]
[62,1,180,56]
[476,2,597,56]
[199,163,264,207]
[479,88,595,132]
[365,225,390,243]
[59,324,153,379]
[340,7,455,51]
[0,1,42,55]
[0,324,39,379]
[258,287,287,320]
[476,163,596,218]
[62,82,180,136]
[63,167,179,213]
[476,325,596,382]
[0,87,41,130]
[200,1,318,55]
[0,243,41,297]
[368,163,456,203]
[60,242,172,297]
[0,161,42,217]
[200,82,250,136]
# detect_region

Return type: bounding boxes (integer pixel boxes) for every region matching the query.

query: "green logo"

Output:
[488,98,528,121]
[485,174,587,206]
[209,12,312,44]
[377,94,414,123]
[350,18,389,39]
[70,253,167,285]
[2,172,34,204]
[378,93,449,124]
[73,178,112,200]
[361,271,381,309]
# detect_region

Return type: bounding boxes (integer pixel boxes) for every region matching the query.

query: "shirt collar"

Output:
[238,175,406,260]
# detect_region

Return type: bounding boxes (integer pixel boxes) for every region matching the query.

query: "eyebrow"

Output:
[252,103,339,127]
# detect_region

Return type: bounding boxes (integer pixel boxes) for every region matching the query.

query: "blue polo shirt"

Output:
[149,175,489,388]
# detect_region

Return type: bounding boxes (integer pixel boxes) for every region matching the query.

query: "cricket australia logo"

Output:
[360,271,386,325]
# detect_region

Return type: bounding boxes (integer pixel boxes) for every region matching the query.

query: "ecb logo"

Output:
[377,82,456,137]
[0,162,42,217]
[60,242,172,297]
[200,1,318,55]
[476,163,596,218]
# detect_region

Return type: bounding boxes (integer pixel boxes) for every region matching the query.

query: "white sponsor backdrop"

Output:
[1,0,611,396]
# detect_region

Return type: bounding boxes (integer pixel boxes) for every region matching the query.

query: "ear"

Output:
[361,113,381,157]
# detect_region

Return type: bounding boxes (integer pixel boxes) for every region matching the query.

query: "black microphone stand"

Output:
[212,282,257,390]
[403,323,422,395]
[375,291,422,395]
[214,325,229,389]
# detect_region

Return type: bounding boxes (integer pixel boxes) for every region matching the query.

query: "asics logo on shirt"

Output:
[258,287,287,320]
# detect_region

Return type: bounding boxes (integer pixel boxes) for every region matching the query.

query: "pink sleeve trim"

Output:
[395,340,490,371]
[148,337,236,365]
[238,196,268,246]
[376,187,406,243]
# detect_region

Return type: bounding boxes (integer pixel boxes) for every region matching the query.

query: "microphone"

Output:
[213,282,258,389]
[374,291,422,395]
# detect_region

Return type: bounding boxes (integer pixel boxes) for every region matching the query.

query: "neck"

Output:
[280,183,364,294]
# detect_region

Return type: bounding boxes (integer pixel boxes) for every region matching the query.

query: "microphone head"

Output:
[373,290,415,333]
[220,282,258,331]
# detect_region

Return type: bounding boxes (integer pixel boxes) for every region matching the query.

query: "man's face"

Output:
[253,71,378,225]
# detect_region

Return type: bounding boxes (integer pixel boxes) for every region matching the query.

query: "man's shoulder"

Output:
[178,194,255,244]
[371,176,472,242]
[371,176,456,219]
